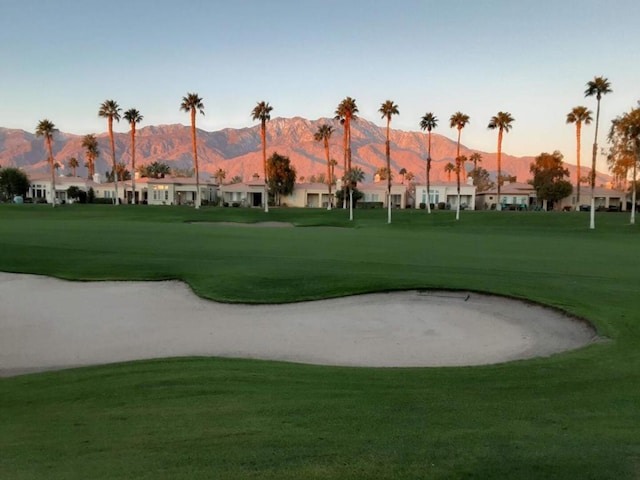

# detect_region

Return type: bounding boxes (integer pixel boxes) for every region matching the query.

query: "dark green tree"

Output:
[138,161,171,178]
[66,186,87,203]
[469,167,495,193]
[0,167,30,200]
[529,151,573,209]
[267,152,296,206]
[106,163,131,182]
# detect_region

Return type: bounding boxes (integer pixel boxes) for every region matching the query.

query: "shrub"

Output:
[357,202,383,209]
[438,202,446,210]
[419,203,426,210]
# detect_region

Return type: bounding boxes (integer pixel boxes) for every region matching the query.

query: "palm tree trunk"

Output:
[131,124,136,205]
[262,121,268,213]
[191,108,200,209]
[426,131,432,214]
[386,118,392,224]
[325,138,332,210]
[497,128,503,211]
[342,124,347,209]
[456,128,461,221]
[109,117,119,205]
[590,99,602,229]
[47,138,56,208]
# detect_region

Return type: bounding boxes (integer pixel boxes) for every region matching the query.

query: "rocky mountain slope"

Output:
[0,117,609,185]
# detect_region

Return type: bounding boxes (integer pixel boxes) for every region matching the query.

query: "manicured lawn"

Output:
[1,204,639,479]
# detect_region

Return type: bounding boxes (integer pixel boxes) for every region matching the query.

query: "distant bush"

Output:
[357,202,383,209]
[419,203,426,210]
[438,202,446,210]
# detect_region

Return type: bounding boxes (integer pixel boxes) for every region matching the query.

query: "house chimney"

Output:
[93,173,101,184]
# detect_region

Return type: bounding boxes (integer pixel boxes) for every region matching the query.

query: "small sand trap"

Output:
[0,273,597,376]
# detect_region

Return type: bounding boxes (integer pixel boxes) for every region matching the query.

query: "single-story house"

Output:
[557,186,627,211]
[27,175,104,204]
[475,182,538,210]
[141,177,217,206]
[219,179,267,207]
[281,182,335,208]
[358,183,409,209]
[414,180,476,210]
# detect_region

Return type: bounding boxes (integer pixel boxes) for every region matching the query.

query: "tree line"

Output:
[23,75,639,227]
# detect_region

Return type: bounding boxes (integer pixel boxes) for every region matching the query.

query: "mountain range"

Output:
[0,117,610,185]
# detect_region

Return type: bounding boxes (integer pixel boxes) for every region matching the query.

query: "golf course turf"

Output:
[0,205,639,479]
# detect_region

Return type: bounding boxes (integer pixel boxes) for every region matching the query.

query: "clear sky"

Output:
[1,0,639,171]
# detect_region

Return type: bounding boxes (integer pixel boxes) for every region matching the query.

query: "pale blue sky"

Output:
[1,0,639,171]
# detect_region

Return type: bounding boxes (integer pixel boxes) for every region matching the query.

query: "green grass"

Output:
[1,204,639,479]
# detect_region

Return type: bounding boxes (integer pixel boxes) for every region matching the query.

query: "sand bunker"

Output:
[0,273,597,376]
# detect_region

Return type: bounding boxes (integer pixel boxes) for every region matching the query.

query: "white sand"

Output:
[0,273,597,376]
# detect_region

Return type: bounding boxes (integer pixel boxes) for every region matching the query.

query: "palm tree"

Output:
[214,168,226,205]
[67,157,79,177]
[420,112,438,214]
[566,106,593,204]
[585,76,612,229]
[180,93,205,208]
[252,101,273,213]
[123,108,143,204]
[379,100,399,224]
[35,119,58,207]
[81,134,100,179]
[335,97,359,208]
[445,162,455,181]
[469,152,482,171]
[314,124,335,210]
[98,100,122,205]
[488,112,515,211]
[398,168,407,184]
[449,112,470,220]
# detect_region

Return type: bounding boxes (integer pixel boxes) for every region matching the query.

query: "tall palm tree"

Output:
[180,93,205,208]
[335,97,359,208]
[488,112,515,211]
[449,112,470,220]
[123,108,143,204]
[379,100,399,224]
[252,101,273,213]
[444,162,455,181]
[584,76,612,229]
[35,119,58,208]
[566,106,593,204]
[98,100,122,205]
[420,112,438,214]
[314,124,335,210]
[67,157,79,177]
[81,134,100,179]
